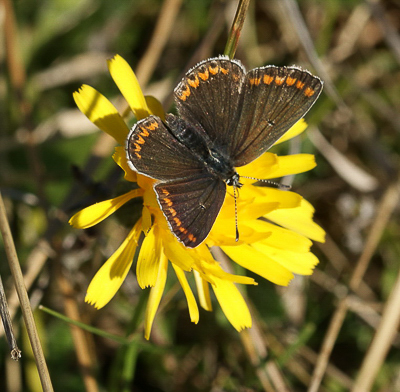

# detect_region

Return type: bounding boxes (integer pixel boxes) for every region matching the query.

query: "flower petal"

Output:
[266,154,316,179]
[163,234,196,271]
[212,278,252,332]
[108,55,150,120]
[252,242,319,275]
[172,264,199,324]
[85,221,141,309]
[113,147,137,182]
[69,189,143,229]
[273,119,307,145]
[142,206,152,233]
[73,85,129,145]
[194,270,212,311]
[144,253,168,340]
[145,95,165,121]
[137,225,161,289]
[194,247,256,285]
[251,220,313,253]
[222,244,294,286]
[237,152,278,178]
[266,198,326,242]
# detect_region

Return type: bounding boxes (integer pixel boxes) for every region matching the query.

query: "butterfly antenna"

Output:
[233,185,239,242]
[241,176,291,190]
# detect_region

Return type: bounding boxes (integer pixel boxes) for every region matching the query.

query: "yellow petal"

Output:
[194,270,212,311]
[172,264,199,324]
[144,253,168,340]
[231,189,302,220]
[163,234,196,271]
[142,206,152,233]
[266,198,326,242]
[108,55,150,120]
[145,95,165,121]
[217,196,280,222]
[192,247,256,285]
[252,242,319,275]
[237,152,278,178]
[73,85,129,145]
[69,189,143,229]
[222,244,294,286]
[212,278,252,331]
[267,154,316,179]
[251,220,313,253]
[85,222,141,308]
[113,147,137,182]
[136,226,161,289]
[273,119,307,145]
[208,222,271,246]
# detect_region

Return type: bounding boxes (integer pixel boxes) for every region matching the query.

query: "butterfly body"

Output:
[126,56,323,248]
[165,113,238,184]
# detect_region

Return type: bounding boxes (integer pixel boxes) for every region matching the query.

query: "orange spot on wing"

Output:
[135,152,141,159]
[263,74,274,84]
[249,77,261,86]
[296,80,305,89]
[198,69,209,81]
[163,198,173,207]
[188,76,200,88]
[209,65,219,75]
[173,217,182,227]
[304,87,315,97]
[220,67,229,74]
[134,143,141,152]
[178,84,191,101]
[146,122,158,131]
[232,73,240,82]
[139,129,149,137]
[162,189,170,196]
[136,135,145,144]
[286,76,296,86]
[188,233,196,242]
[168,207,177,216]
[275,76,285,85]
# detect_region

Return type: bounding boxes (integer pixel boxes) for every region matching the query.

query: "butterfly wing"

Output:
[155,175,226,247]
[126,115,226,247]
[126,115,205,180]
[230,66,323,167]
[174,56,246,150]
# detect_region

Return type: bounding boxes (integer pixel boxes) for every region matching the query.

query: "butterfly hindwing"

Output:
[155,175,226,247]
[231,66,323,166]
[126,115,204,181]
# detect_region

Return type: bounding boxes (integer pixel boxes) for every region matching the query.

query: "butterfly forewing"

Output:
[155,175,226,247]
[126,115,205,181]
[231,66,323,167]
[174,57,246,149]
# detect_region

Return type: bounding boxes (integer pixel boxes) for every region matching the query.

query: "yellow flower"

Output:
[70,55,325,339]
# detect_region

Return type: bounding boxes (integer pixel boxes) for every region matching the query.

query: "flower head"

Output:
[70,55,325,339]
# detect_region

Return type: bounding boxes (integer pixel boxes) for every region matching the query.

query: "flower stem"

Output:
[224,0,251,59]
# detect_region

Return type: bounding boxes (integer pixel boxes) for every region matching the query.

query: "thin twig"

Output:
[135,0,183,87]
[0,275,21,360]
[0,192,54,391]
[56,263,99,392]
[224,0,251,58]
[352,266,400,391]
[280,0,345,108]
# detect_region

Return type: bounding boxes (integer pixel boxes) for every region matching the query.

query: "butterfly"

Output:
[126,56,323,248]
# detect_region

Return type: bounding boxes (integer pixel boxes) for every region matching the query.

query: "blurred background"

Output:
[1,0,400,391]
